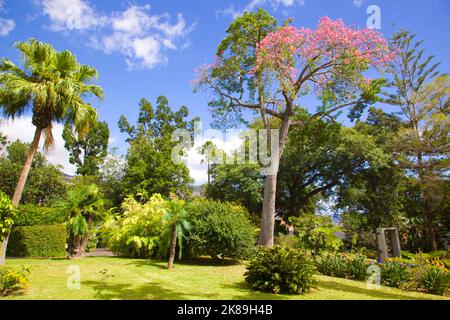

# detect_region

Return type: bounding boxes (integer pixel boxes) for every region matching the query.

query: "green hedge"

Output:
[13,205,66,226]
[6,224,67,258]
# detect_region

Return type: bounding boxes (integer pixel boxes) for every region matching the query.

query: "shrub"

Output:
[379,260,411,288]
[0,191,17,242]
[416,266,450,295]
[187,199,256,260]
[244,246,317,294]
[6,224,66,258]
[316,253,368,281]
[290,214,343,255]
[0,266,31,296]
[13,205,65,226]
[316,253,348,278]
[100,195,166,258]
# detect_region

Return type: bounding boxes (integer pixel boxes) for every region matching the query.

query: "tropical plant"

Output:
[159,197,191,269]
[316,252,369,281]
[244,246,317,294]
[55,183,104,258]
[0,39,103,264]
[0,266,31,296]
[101,194,166,258]
[416,265,450,296]
[379,260,412,288]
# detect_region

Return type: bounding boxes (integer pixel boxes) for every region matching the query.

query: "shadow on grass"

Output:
[125,257,242,269]
[83,280,220,300]
[220,282,291,300]
[317,279,436,300]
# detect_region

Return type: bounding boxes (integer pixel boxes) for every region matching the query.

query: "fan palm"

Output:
[160,197,191,269]
[55,183,104,258]
[0,39,103,264]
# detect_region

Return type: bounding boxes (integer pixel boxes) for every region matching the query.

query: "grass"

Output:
[1,257,448,300]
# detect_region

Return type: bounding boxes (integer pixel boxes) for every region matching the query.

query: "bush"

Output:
[100,195,166,258]
[0,191,17,242]
[13,205,65,226]
[379,260,411,288]
[316,253,368,281]
[290,214,343,255]
[187,199,256,260]
[416,266,450,295]
[0,266,31,296]
[244,246,317,294]
[6,224,66,258]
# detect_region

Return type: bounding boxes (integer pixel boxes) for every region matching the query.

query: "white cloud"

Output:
[353,0,363,8]
[0,117,77,175]
[41,0,107,31]
[0,17,14,36]
[221,0,305,19]
[37,1,193,70]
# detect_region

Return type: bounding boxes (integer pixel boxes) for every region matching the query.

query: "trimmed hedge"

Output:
[6,224,66,258]
[14,205,66,226]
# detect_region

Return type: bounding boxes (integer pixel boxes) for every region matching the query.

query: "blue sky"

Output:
[0,0,449,183]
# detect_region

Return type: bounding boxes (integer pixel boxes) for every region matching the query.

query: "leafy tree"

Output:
[119,97,195,198]
[385,30,449,250]
[197,141,222,185]
[97,150,126,209]
[0,39,102,264]
[160,197,191,269]
[205,163,263,217]
[195,12,393,246]
[0,140,67,205]
[63,120,110,177]
[54,183,104,258]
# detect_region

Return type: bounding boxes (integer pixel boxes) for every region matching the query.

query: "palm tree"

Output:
[55,183,104,259]
[0,39,103,264]
[160,197,191,269]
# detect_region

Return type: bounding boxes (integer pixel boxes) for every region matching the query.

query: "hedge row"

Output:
[7,224,67,258]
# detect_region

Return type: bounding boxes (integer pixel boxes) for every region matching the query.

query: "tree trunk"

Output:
[167,223,177,270]
[12,126,43,206]
[258,116,291,247]
[0,126,43,265]
[70,215,93,259]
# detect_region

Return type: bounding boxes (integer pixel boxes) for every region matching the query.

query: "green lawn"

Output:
[1,257,448,300]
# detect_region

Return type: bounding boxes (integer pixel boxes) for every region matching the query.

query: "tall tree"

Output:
[0,39,103,264]
[385,30,448,250]
[63,120,110,177]
[196,12,393,246]
[119,97,195,198]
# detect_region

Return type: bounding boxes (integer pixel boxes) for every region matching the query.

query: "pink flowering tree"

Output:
[195,11,394,247]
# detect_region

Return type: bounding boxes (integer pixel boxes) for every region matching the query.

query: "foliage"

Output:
[0,140,67,205]
[416,266,450,296]
[97,152,126,209]
[205,163,263,217]
[379,260,412,288]
[187,199,256,260]
[159,197,191,268]
[0,191,16,242]
[119,97,195,199]
[54,182,104,257]
[0,38,103,145]
[0,266,31,296]
[244,246,317,294]
[7,224,66,257]
[290,214,344,255]
[101,194,166,258]
[13,205,65,226]
[63,120,110,177]
[316,252,368,281]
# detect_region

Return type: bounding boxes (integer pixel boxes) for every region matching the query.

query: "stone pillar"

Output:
[376,228,388,262]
